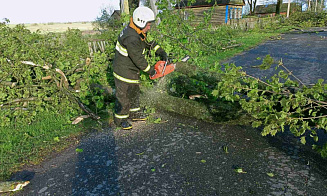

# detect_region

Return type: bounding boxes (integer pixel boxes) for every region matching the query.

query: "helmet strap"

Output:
[129,17,146,41]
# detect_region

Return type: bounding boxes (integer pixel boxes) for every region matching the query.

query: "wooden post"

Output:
[287,0,291,17]
[308,0,311,11]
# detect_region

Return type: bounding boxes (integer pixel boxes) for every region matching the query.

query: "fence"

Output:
[88,40,110,56]
[227,17,278,30]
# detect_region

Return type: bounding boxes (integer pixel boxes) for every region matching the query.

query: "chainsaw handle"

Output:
[162,60,168,75]
[166,55,190,64]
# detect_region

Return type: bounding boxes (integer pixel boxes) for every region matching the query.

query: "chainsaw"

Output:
[150,55,190,80]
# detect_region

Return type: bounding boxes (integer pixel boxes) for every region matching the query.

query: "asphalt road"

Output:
[223,28,327,85]
[7,28,327,196]
[9,111,327,196]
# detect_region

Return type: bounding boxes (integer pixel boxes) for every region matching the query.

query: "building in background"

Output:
[175,0,245,25]
[255,2,302,17]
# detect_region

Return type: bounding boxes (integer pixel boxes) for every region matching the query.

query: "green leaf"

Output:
[53,137,60,142]
[212,90,219,97]
[154,118,162,124]
[313,136,318,142]
[259,55,274,70]
[200,159,206,163]
[252,121,262,128]
[266,172,274,177]
[76,148,84,153]
[317,79,324,84]
[136,152,145,156]
[234,168,247,173]
[300,136,306,145]
[309,109,313,115]
[223,145,229,153]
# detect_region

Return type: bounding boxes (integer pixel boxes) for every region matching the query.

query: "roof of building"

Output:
[176,0,245,8]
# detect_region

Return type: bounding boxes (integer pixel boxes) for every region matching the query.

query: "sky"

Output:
[1,0,323,24]
[0,0,120,24]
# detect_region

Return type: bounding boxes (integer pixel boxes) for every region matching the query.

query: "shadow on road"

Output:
[71,127,120,195]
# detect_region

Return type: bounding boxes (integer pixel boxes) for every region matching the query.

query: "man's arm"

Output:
[146,40,167,61]
[126,36,156,76]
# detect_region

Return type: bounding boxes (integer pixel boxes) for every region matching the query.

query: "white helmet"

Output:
[133,7,155,29]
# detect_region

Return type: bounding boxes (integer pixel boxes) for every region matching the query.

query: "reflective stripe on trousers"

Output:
[113,72,139,84]
[114,78,140,123]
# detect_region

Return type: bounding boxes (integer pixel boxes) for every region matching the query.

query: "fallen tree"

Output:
[141,55,327,158]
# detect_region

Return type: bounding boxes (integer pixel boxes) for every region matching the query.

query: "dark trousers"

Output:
[114,78,140,124]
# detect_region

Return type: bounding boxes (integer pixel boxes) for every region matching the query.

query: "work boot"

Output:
[120,120,133,130]
[130,112,148,121]
[114,117,133,130]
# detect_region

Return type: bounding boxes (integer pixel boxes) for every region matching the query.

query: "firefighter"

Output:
[112,6,169,129]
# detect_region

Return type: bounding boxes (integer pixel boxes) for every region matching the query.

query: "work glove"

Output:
[159,50,168,61]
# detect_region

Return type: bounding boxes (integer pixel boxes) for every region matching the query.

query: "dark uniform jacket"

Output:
[113,23,167,83]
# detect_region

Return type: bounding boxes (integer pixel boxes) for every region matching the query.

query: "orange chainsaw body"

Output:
[150,61,176,80]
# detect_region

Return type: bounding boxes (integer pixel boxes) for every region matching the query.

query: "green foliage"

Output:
[287,11,327,27]
[212,57,327,157]
[0,23,115,179]
[149,2,240,68]
[1,3,327,181]
[147,3,327,158]
[258,54,275,70]
[0,24,113,127]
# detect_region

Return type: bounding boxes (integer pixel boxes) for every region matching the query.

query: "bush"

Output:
[288,11,327,27]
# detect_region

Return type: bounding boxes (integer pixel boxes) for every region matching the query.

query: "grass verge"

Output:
[202,29,288,66]
[0,111,98,181]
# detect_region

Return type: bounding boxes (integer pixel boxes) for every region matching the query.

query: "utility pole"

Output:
[287,0,291,17]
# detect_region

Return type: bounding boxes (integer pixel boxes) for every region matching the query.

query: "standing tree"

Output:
[149,0,160,24]
[247,0,258,15]
[276,0,283,15]
[129,0,140,10]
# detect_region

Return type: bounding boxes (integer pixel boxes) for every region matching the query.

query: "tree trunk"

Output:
[149,0,161,24]
[252,0,257,14]
[120,0,130,15]
[247,0,253,15]
[308,0,311,11]
[140,63,246,124]
[276,0,283,15]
